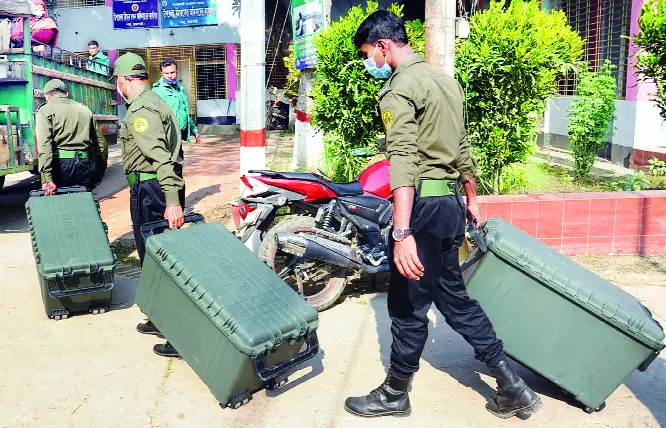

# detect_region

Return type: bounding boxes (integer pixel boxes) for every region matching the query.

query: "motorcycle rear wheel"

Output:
[259,215,348,312]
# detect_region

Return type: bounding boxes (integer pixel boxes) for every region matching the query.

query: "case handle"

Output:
[30,185,87,197]
[140,213,205,242]
[251,332,320,382]
[49,281,114,299]
[466,214,488,253]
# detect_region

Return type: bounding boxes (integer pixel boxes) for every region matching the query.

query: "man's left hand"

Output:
[194,134,203,145]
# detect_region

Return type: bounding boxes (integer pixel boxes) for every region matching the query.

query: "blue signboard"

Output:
[161,0,218,28]
[112,0,160,29]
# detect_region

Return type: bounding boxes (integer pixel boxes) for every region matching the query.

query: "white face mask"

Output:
[116,78,129,104]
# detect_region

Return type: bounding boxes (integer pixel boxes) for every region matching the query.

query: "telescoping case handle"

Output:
[466,214,488,253]
[140,213,205,243]
[30,185,88,198]
[251,332,320,382]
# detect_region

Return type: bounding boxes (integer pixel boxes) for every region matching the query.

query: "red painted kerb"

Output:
[479,191,666,256]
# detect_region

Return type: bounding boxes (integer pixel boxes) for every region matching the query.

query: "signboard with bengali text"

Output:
[161,0,218,28]
[112,0,160,29]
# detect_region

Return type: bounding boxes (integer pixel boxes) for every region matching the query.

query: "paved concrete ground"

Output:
[1,136,665,427]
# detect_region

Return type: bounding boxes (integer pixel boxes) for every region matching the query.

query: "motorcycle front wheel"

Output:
[258,215,348,312]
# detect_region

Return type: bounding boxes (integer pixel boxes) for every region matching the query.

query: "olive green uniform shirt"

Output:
[35,93,107,183]
[120,87,184,206]
[378,54,476,191]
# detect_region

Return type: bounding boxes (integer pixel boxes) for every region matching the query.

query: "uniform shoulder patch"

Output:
[382,110,394,131]
[133,117,149,133]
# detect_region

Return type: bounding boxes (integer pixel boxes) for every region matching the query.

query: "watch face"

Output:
[393,228,405,241]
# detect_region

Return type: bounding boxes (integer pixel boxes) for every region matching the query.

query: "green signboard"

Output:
[291,0,325,70]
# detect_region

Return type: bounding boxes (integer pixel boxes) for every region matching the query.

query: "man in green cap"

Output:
[113,52,186,359]
[36,78,107,194]
[152,59,202,145]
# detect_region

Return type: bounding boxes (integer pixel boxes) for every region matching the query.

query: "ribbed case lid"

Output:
[26,192,115,278]
[145,222,319,355]
[482,217,664,351]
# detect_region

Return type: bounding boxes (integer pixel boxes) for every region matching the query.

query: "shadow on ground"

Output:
[110,275,140,310]
[367,294,610,415]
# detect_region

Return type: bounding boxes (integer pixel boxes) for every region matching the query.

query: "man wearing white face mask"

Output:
[344,11,542,420]
[113,52,186,359]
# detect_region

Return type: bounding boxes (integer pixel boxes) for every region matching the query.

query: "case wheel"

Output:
[584,402,606,413]
[90,307,108,315]
[51,309,69,321]
[223,390,252,409]
[266,374,289,391]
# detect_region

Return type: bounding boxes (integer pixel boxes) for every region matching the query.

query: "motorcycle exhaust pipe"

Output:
[276,233,389,274]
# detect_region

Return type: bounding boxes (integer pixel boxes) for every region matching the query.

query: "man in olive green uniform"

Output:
[345,11,542,419]
[113,52,185,358]
[152,59,203,145]
[36,78,107,194]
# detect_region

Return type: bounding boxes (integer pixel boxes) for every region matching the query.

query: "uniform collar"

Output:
[127,86,150,106]
[393,54,426,76]
[89,51,104,60]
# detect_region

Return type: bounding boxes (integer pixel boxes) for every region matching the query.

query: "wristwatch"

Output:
[392,228,414,242]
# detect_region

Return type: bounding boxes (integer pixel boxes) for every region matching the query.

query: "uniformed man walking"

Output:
[36,78,107,194]
[112,53,185,358]
[345,11,542,419]
[152,59,203,145]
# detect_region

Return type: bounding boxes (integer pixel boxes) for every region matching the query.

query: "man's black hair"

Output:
[160,59,178,70]
[353,10,408,48]
[88,40,99,47]
[125,74,149,81]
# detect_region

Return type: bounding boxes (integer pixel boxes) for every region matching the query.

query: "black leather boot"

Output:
[136,320,164,338]
[486,360,543,419]
[344,370,412,418]
[153,342,181,358]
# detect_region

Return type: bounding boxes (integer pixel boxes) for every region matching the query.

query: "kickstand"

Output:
[371,274,377,289]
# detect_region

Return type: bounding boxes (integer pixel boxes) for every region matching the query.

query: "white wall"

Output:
[544,96,666,149]
[52,6,240,52]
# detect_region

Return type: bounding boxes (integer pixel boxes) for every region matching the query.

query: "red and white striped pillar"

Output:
[239,0,266,184]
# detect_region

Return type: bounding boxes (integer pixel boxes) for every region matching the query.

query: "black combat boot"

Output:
[486,360,543,419]
[153,342,181,358]
[136,320,164,338]
[344,370,412,418]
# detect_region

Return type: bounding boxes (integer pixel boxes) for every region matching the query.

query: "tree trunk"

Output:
[425,0,456,75]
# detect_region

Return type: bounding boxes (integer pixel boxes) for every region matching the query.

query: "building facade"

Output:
[51,0,288,130]
[542,0,666,167]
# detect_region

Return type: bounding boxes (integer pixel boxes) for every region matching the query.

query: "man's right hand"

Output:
[164,205,185,229]
[42,182,57,196]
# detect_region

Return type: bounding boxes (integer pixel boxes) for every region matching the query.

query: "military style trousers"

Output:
[130,175,185,264]
[53,157,96,191]
[387,193,505,375]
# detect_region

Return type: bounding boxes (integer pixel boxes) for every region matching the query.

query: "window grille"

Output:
[236,44,290,90]
[195,44,227,100]
[54,0,105,8]
[556,0,632,98]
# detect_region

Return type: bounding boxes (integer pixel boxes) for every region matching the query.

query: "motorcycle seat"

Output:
[249,170,364,197]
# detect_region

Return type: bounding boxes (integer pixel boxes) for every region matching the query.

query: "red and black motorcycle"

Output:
[232,151,393,311]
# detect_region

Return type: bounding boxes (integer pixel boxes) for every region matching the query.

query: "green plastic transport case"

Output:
[25,186,115,320]
[462,217,665,413]
[135,216,320,409]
